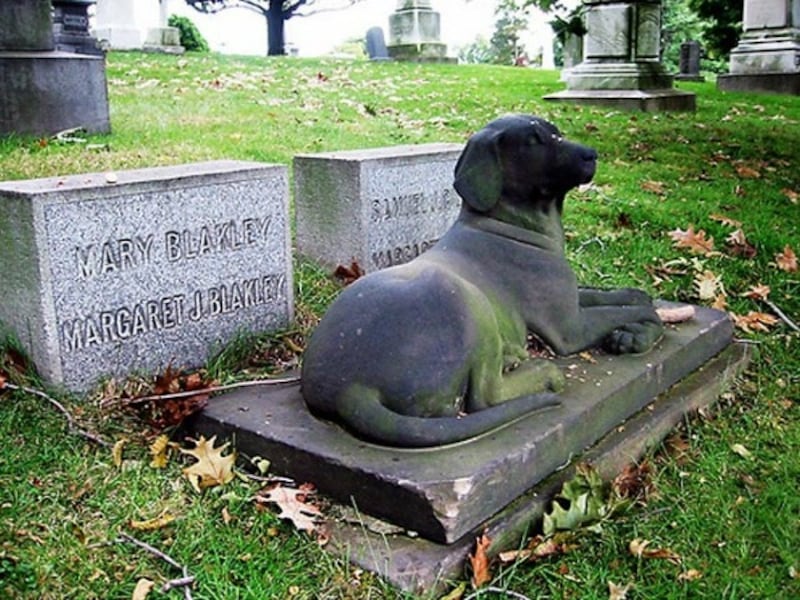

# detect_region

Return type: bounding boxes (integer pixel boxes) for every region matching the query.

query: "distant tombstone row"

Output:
[0,145,463,391]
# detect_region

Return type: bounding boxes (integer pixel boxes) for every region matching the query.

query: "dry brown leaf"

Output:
[781,188,798,204]
[641,180,667,195]
[731,311,780,333]
[629,538,682,564]
[678,569,703,582]
[735,164,761,179]
[132,578,154,600]
[130,509,177,531]
[112,438,128,468]
[668,227,716,256]
[180,436,236,493]
[740,284,770,301]
[612,461,653,503]
[775,245,798,272]
[709,213,743,228]
[608,580,631,600]
[469,532,492,588]
[731,443,753,460]
[257,485,322,533]
[498,534,568,564]
[694,271,722,301]
[222,506,232,525]
[333,260,365,285]
[712,294,728,310]
[149,434,176,469]
[726,229,757,258]
[438,582,467,600]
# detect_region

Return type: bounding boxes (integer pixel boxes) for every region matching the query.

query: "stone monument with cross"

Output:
[545,0,696,111]
[718,0,800,95]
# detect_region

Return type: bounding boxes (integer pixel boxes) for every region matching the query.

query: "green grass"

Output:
[1,52,798,599]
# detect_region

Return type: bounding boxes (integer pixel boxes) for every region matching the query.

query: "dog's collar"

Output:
[460,212,563,254]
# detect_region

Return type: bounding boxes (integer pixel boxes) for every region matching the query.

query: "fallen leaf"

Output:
[726,229,757,258]
[731,311,780,333]
[641,180,667,195]
[731,443,753,460]
[668,227,716,256]
[608,580,631,600]
[612,461,654,504]
[132,578,154,600]
[257,484,322,533]
[789,565,798,579]
[629,538,682,564]
[735,164,761,179]
[469,532,492,588]
[775,245,798,272]
[438,582,467,600]
[149,434,176,469]
[498,534,569,564]
[711,294,728,310]
[678,569,703,582]
[333,260,364,285]
[694,270,723,301]
[222,506,232,525]
[709,213,742,228]
[130,509,177,531]
[544,464,607,535]
[180,436,236,492]
[740,284,770,301]
[781,188,798,204]
[112,438,128,468]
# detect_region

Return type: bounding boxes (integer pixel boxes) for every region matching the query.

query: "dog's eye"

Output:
[550,133,564,143]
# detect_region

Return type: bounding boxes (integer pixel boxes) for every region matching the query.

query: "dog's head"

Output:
[453,115,597,213]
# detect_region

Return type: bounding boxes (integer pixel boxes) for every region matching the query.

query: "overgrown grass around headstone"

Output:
[0,52,797,599]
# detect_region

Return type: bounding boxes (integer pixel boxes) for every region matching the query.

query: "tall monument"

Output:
[718,0,800,95]
[545,0,695,111]
[387,0,453,62]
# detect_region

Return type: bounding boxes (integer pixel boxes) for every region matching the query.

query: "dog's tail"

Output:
[335,387,561,448]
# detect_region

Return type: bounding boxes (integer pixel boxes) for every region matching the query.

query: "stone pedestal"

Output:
[0,0,110,137]
[718,0,800,95]
[53,1,103,56]
[95,0,184,54]
[387,0,454,63]
[545,0,696,111]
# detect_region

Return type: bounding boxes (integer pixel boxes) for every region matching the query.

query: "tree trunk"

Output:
[266,2,286,56]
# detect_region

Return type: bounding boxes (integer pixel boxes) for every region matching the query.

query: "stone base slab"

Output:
[327,342,750,594]
[0,51,109,136]
[717,72,800,95]
[189,305,731,543]
[543,88,697,112]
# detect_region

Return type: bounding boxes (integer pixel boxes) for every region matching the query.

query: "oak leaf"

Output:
[711,294,728,310]
[333,260,365,286]
[629,538,682,564]
[775,245,798,272]
[130,509,177,531]
[180,436,236,492]
[709,213,742,228]
[132,578,154,600]
[740,284,770,301]
[257,485,321,533]
[678,569,703,582]
[667,227,716,256]
[731,311,780,333]
[726,229,756,258]
[694,271,723,301]
[608,581,631,600]
[469,532,492,588]
[735,164,761,179]
[641,180,667,195]
[781,188,798,204]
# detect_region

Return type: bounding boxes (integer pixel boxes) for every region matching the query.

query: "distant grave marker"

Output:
[0,161,293,390]
[365,27,390,60]
[294,144,463,273]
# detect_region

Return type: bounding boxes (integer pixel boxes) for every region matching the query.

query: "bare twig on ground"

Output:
[100,376,300,409]
[116,532,194,600]
[763,299,800,333]
[1,381,111,447]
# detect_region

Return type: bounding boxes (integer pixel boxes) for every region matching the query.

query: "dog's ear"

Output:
[453,129,502,212]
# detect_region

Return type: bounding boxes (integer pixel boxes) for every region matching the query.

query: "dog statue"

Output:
[301,115,663,447]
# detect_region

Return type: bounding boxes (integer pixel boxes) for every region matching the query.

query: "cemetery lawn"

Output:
[0,52,798,599]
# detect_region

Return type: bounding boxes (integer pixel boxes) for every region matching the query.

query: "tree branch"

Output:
[116,533,194,600]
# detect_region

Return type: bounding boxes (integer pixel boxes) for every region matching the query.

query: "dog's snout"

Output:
[582,147,598,162]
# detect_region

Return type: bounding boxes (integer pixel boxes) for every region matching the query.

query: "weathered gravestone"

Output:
[365,26,390,60]
[675,40,704,81]
[294,144,463,273]
[0,161,292,391]
[387,0,454,62]
[545,0,696,111]
[53,0,103,56]
[718,0,800,95]
[0,0,110,137]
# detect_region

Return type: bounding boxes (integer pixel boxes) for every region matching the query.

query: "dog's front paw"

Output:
[618,288,653,306]
[604,321,663,354]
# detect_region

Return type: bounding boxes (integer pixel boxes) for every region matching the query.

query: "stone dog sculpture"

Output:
[301,115,663,447]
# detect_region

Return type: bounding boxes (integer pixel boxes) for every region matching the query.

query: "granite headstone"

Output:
[294,144,463,273]
[0,161,293,390]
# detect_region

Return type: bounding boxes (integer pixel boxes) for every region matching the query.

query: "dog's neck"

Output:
[459,200,565,254]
